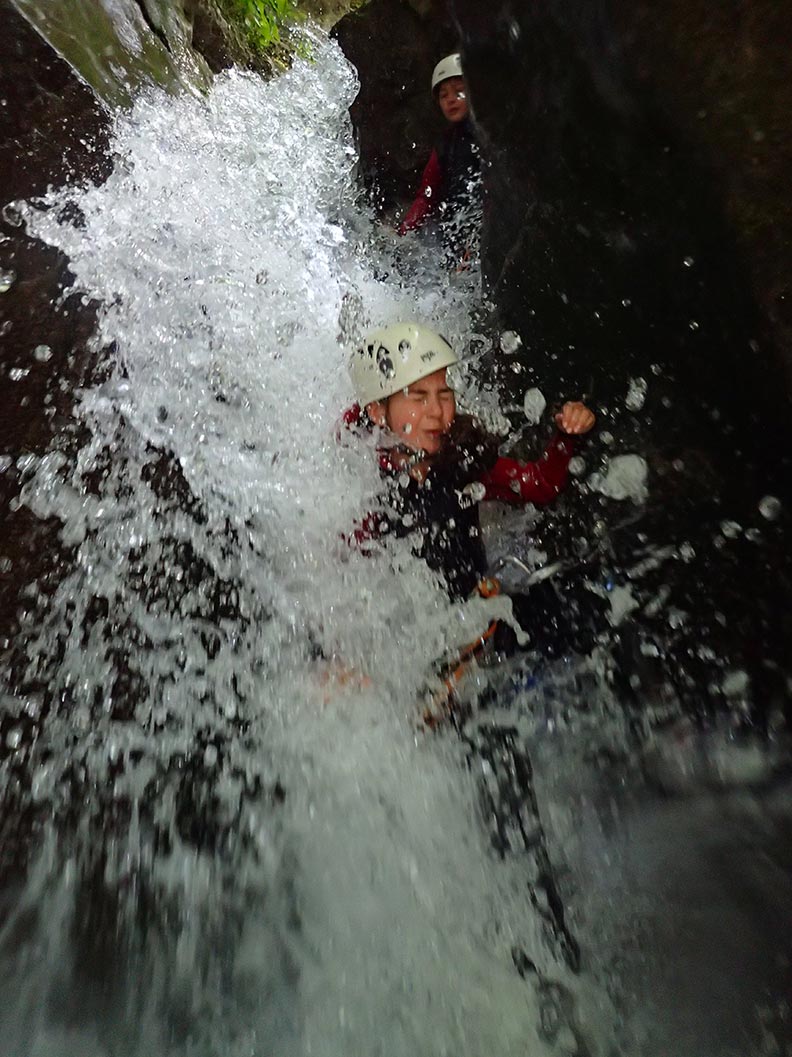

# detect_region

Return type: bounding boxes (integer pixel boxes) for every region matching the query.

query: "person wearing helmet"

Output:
[346,323,596,613]
[397,53,483,263]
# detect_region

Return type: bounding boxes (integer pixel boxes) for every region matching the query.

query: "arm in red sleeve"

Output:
[398,150,443,235]
[479,433,576,505]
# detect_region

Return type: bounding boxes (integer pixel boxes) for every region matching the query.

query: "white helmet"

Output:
[349,322,458,407]
[431,52,463,94]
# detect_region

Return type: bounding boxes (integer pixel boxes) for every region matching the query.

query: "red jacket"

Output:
[478,435,576,504]
[399,149,443,235]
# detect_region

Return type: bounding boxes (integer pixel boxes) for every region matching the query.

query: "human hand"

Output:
[554,401,596,435]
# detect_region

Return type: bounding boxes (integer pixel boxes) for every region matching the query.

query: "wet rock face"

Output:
[447,0,792,721]
[334,0,456,207]
[0,3,110,204]
[450,1,792,449]
[0,1,110,657]
[454,4,773,430]
[608,0,792,396]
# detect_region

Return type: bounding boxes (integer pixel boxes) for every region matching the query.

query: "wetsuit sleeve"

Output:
[479,434,575,505]
[398,150,443,235]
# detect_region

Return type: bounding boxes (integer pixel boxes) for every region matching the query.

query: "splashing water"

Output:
[1,33,611,1057]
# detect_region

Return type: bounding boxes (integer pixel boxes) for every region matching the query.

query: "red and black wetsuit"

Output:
[345,409,574,601]
[398,118,483,257]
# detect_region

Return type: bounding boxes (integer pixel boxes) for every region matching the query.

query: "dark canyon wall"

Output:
[334,0,457,208]
[448,0,792,720]
[0,3,111,661]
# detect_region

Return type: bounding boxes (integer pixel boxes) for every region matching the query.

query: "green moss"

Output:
[223,0,298,51]
[210,0,369,67]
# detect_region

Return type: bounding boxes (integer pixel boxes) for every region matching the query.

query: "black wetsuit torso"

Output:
[382,468,487,600]
[377,416,499,600]
[437,118,483,256]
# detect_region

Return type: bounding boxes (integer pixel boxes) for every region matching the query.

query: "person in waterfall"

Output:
[398,53,483,264]
[344,322,599,659]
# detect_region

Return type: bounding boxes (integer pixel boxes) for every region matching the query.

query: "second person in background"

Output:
[398,53,483,266]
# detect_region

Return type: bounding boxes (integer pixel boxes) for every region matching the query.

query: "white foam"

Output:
[5,32,601,1057]
[588,454,648,503]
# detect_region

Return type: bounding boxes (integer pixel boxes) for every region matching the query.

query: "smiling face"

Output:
[437,77,469,123]
[367,368,456,456]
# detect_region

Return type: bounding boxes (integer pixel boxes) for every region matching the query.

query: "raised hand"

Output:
[554,401,596,435]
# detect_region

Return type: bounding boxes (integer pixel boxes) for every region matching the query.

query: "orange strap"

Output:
[423,578,501,727]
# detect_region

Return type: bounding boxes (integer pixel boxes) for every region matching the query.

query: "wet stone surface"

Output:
[447,0,792,730]
[333,0,456,209]
[0,1,111,660]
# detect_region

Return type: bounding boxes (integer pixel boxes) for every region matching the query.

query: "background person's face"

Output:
[437,77,468,123]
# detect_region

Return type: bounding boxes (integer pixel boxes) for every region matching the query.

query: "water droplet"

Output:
[589,454,648,503]
[33,344,52,362]
[758,495,781,521]
[689,320,700,331]
[720,520,741,539]
[569,456,586,476]
[5,727,22,750]
[722,669,749,697]
[499,330,522,354]
[1,203,23,227]
[523,387,546,425]
[683,256,694,267]
[625,376,647,412]
[8,367,29,381]
[0,268,16,293]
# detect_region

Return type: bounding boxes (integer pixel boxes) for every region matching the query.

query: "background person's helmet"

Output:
[431,53,463,94]
[349,322,458,407]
